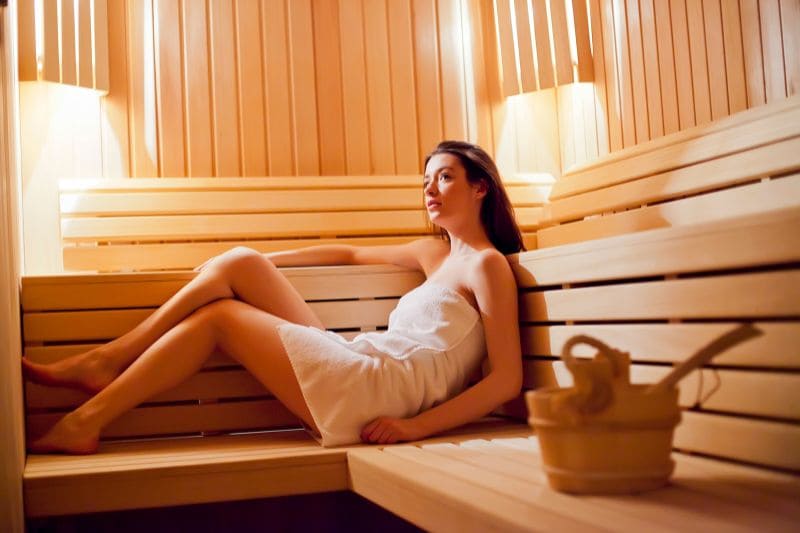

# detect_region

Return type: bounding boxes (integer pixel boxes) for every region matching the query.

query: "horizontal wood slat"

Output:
[61,208,543,242]
[537,174,800,248]
[22,265,425,311]
[675,411,800,471]
[519,322,800,369]
[524,360,800,420]
[514,208,800,286]
[23,299,399,342]
[545,136,800,223]
[26,369,269,409]
[519,270,800,322]
[27,399,301,440]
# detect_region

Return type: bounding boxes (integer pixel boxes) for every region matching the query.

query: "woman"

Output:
[23,141,524,454]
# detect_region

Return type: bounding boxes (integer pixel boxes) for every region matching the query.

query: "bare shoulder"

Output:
[409,237,450,275]
[467,249,517,299]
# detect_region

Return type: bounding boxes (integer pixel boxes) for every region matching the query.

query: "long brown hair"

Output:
[424,141,526,254]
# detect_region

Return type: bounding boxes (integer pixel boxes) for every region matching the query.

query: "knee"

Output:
[213,246,276,278]
[190,299,241,333]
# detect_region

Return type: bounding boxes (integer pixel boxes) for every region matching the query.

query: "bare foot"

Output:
[22,348,120,394]
[28,412,100,455]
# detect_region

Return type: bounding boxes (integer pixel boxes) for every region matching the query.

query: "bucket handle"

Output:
[561,335,629,378]
[558,335,630,415]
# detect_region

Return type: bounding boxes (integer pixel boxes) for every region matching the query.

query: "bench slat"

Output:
[537,174,800,248]
[27,399,301,439]
[22,265,424,311]
[545,136,800,223]
[61,187,552,216]
[551,98,800,199]
[25,368,269,409]
[514,207,800,286]
[675,411,800,471]
[61,207,544,241]
[23,299,398,342]
[525,360,800,420]
[520,270,800,321]
[521,322,800,368]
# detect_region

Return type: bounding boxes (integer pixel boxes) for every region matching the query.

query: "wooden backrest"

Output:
[511,208,800,472]
[22,265,427,440]
[59,174,552,272]
[538,95,800,248]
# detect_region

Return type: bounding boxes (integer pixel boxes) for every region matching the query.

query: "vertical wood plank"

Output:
[653,0,678,134]
[671,0,696,129]
[702,0,729,120]
[601,0,622,151]
[154,0,186,176]
[94,0,110,92]
[364,0,395,173]
[495,0,520,95]
[127,0,159,177]
[614,0,636,147]
[388,0,420,173]
[101,0,131,177]
[557,85,575,170]
[312,0,346,175]
[686,0,711,124]
[625,0,649,143]
[515,93,539,172]
[549,0,574,85]
[589,0,610,155]
[740,0,766,107]
[413,0,444,158]
[287,0,319,174]
[640,0,663,138]
[181,0,214,176]
[589,0,609,156]
[532,0,555,89]
[60,0,77,86]
[77,0,94,87]
[236,0,268,176]
[514,0,537,92]
[760,0,787,102]
[720,0,747,113]
[781,0,800,96]
[582,79,599,161]
[209,0,241,175]
[43,0,60,83]
[572,0,594,81]
[17,0,37,80]
[464,0,495,152]
[438,0,468,140]
[339,0,371,174]
[262,0,294,175]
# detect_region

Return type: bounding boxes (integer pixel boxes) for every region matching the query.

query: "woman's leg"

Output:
[28,299,319,454]
[22,247,324,392]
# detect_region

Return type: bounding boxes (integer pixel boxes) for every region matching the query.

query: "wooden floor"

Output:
[349,435,800,532]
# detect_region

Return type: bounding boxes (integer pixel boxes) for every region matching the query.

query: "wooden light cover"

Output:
[18,0,109,93]
[494,0,593,97]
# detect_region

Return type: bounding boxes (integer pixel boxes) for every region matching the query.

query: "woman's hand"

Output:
[360,416,424,444]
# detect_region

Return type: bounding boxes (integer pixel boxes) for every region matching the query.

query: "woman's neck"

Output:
[445,223,493,257]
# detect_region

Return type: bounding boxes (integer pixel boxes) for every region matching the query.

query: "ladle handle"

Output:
[647,324,762,395]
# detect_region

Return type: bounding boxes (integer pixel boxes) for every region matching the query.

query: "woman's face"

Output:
[423,153,485,225]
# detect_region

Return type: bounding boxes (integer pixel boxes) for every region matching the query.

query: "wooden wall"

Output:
[511,0,800,174]
[102,0,496,177]
[0,3,26,531]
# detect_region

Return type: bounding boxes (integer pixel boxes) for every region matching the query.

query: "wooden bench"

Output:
[58,173,551,272]
[21,98,800,527]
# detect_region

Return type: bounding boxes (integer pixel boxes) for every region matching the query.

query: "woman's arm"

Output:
[265,239,439,270]
[361,251,523,443]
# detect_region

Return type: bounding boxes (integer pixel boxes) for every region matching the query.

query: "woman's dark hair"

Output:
[423,140,526,254]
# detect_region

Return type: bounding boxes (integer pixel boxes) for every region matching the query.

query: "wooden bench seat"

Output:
[348,437,800,532]
[58,173,552,272]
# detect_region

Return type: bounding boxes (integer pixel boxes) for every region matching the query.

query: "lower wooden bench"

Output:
[349,436,800,532]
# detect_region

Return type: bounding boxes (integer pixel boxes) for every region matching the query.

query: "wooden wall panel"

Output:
[525,0,800,175]
[79,0,488,177]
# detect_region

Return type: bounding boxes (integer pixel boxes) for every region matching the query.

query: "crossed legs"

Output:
[23,248,323,453]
